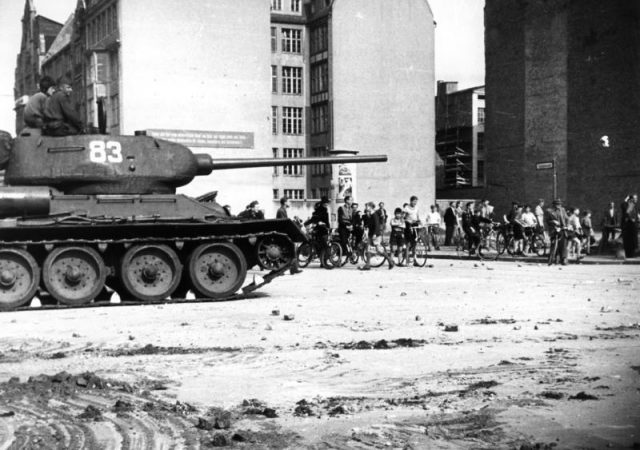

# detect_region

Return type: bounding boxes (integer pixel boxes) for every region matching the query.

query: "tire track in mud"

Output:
[0,372,303,449]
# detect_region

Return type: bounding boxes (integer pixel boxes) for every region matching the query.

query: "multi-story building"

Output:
[16,0,436,219]
[485,0,640,224]
[13,0,64,134]
[435,81,485,200]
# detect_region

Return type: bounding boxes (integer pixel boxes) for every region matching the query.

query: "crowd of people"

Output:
[262,192,640,270]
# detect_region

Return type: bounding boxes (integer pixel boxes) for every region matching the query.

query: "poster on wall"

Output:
[337,163,355,201]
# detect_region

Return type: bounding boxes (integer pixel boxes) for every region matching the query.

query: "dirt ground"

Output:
[0,258,639,449]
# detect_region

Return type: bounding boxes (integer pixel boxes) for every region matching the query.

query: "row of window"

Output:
[310,23,328,55]
[273,189,305,200]
[86,3,117,47]
[271,66,303,95]
[271,0,301,13]
[311,147,332,177]
[272,147,304,176]
[271,27,302,54]
[272,106,304,135]
[310,62,329,94]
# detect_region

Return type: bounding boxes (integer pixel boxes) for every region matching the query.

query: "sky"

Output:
[0,0,485,134]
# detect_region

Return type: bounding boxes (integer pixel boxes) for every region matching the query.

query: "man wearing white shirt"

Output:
[426,205,442,250]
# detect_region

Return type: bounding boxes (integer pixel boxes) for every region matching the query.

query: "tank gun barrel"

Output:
[194,154,388,176]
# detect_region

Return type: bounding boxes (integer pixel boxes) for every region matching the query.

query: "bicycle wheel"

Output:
[367,243,387,268]
[532,234,547,257]
[297,242,313,268]
[413,238,428,267]
[392,247,406,266]
[547,238,558,265]
[320,242,342,270]
[495,232,507,255]
[506,236,517,256]
[478,231,499,260]
[348,248,359,265]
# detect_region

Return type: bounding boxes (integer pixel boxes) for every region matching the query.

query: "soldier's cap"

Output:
[248,200,259,208]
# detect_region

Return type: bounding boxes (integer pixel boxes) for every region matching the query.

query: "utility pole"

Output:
[552,155,557,200]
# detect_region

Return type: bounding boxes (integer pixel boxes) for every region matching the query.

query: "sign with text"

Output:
[146,129,254,149]
[535,161,554,170]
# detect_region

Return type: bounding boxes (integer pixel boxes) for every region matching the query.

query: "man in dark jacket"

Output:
[620,194,638,258]
[276,197,290,219]
[443,201,457,246]
[43,78,83,136]
[546,198,570,264]
[337,195,353,255]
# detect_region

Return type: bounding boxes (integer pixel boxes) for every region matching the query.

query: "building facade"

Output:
[16,0,436,219]
[435,81,485,199]
[13,0,64,134]
[485,0,640,224]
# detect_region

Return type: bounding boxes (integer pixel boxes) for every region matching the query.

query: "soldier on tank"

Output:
[23,76,56,130]
[43,77,84,136]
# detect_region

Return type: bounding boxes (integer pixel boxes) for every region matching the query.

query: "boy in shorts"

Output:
[389,207,406,266]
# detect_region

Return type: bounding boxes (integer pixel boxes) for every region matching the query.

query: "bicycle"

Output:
[456,222,501,260]
[405,226,428,267]
[547,226,568,265]
[506,224,546,257]
[297,225,342,269]
[331,230,360,267]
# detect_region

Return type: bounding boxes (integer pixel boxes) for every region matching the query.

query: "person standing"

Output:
[581,209,594,255]
[534,199,546,229]
[599,201,619,252]
[43,78,84,136]
[23,75,55,130]
[360,202,394,270]
[351,203,364,248]
[620,194,639,258]
[480,199,494,219]
[337,195,354,256]
[377,202,388,233]
[546,198,570,265]
[443,202,457,246]
[238,200,264,219]
[426,204,442,250]
[404,195,425,266]
[276,197,290,219]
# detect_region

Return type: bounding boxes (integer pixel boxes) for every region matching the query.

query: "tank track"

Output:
[0,231,295,312]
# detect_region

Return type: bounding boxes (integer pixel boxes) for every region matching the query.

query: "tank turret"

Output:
[2,132,386,195]
[0,131,388,311]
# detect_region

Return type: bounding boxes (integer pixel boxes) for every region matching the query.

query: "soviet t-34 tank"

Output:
[0,129,386,311]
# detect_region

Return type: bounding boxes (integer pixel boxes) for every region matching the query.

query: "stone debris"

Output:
[444,325,458,332]
[568,392,598,401]
[283,314,295,321]
[77,405,103,421]
[271,309,280,316]
[539,391,564,400]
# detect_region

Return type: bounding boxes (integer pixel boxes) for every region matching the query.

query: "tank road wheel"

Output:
[120,245,182,301]
[0,248,40,311]
[188,243,247,299]
[42,246,107,306]
[255,235,294,271]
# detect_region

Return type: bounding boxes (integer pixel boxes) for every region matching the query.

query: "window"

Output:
[311,147,331,176]
[311,62,328,94]
[282,66,302,95]
[282,107,303,135]
[270,27,277,52]
[477,107,485,124]
[311,103,328,134]
[319,188,329,199]
[271,0,282,10]
[271,66,278,93]
[283,148,304,175]
[311,189,317,199]
[477,132,484,153]
[273,189,279,200]
[272,106,278,134]
[310,23,328,54]
[282,28,302,54]
[477,160,485,187]
[272,148,278,176]
[284,189,304,200]
[291,0,301,12]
